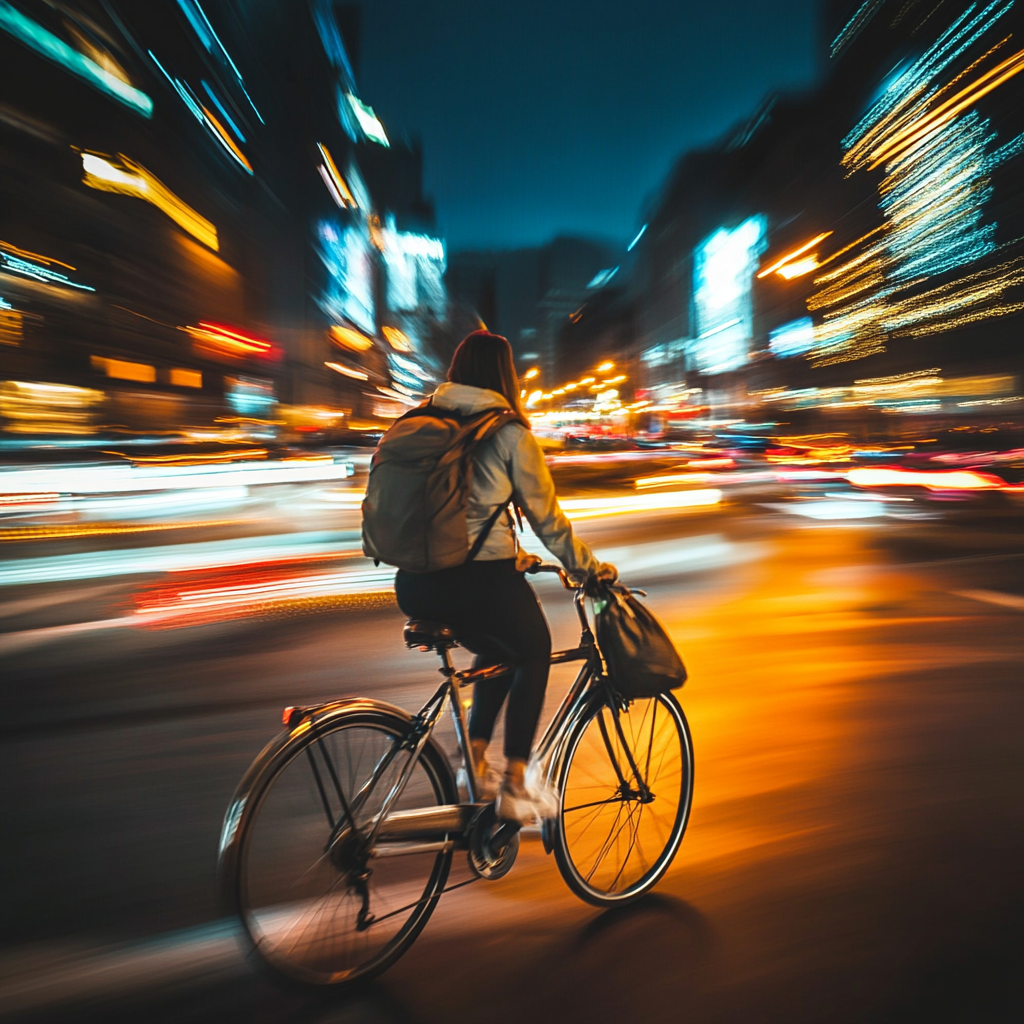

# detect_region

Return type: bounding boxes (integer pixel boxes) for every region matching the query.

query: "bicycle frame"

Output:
[296,568,631,860]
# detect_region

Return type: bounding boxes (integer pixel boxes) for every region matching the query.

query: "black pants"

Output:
[394,558,552,761]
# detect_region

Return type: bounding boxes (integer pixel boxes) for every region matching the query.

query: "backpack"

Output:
[361,402,527,572]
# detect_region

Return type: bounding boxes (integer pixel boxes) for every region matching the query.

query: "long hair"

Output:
[447,330,525,417]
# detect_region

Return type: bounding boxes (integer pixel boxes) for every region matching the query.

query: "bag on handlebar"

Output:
[594,586,687,698]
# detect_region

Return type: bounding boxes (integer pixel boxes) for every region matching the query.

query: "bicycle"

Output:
[217,565,694,987]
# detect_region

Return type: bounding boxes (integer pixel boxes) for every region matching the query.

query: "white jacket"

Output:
[430,382,599,573]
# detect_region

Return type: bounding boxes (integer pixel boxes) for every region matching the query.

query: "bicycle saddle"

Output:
[403,619,458,650]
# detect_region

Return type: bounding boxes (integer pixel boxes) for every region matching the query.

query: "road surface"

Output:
[2,489,1023,1022]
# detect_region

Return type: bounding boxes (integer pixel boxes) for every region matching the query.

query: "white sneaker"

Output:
[457,760,501,802]
[525,758,560,819]
[495,762,560,824]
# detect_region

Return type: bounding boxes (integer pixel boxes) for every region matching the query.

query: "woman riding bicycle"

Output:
[393,330,617,823]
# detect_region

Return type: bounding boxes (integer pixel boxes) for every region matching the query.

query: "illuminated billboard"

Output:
[691,216,767,374]
[382,216,446,315]
[318,220,375,335]
[769,317,815,358]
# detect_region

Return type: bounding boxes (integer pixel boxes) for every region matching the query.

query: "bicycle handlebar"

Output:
[525,563,587,589]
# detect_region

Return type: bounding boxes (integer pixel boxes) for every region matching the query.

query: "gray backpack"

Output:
[361,403,526,572]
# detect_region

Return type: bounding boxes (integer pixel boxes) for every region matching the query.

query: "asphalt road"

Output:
[2,498,1024,1023]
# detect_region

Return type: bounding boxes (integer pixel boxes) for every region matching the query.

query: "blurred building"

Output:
[447,235,614,378]
[0,0,448,437]
[621,0,1024,424]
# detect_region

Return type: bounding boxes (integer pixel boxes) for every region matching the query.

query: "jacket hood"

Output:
[431,382,510,415]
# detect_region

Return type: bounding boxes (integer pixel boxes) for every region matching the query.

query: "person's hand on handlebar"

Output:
[595,561,618,583]
[515,549,544,573]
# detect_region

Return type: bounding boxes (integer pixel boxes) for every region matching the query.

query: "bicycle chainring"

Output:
[467,804,520,880]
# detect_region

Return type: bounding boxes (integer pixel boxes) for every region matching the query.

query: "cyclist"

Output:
[393,330,617,823]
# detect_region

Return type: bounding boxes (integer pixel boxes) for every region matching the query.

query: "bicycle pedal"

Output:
[467,804,520,880]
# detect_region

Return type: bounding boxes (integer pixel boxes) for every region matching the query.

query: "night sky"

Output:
[360,0,823,251]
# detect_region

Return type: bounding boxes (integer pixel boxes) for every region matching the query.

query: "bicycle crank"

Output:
[467,804,521,880]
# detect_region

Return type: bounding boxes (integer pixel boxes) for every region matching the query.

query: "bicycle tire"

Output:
[552,690,693,907]
[219,700,457,987]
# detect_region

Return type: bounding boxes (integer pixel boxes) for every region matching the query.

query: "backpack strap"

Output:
[461,409,528,561]
[466,490,515,561]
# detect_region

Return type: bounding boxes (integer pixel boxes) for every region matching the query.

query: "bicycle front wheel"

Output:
[220,704,457,986]
[553,691,693,906]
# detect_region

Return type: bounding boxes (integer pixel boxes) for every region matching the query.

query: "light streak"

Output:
[757,232,832,278]
[808,3,1024,366]
[0,520,240,543]
[558,489,723,520]
[867,45,1024,170]
[133,557,396,629]
[176,0,263,122]
[108,449,267,466]
[0,461,355,503]
[201,81,246,141]
[0,251,94,292]
[848,467,1004,490]
[627,224,647,251]
[0,532,361,587]
[198,103,252,173]
[634,473,715,488]
[523,368,540,380]
[382,326,412,352]
[325,361,368,380]
[587,267,619,289]
[184,322,274,359]
[330,324,373,351]
[777,256,821,279]
[597,361,614,372]
[80,152,219,251]
[830,0,885,58]
[148,52,252,174]
[0,240,74,270]
[317,142,357,208]
[0,1,153,116]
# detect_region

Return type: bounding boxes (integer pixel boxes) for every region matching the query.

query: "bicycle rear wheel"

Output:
[553,691,693,906]
[220,705,457,986]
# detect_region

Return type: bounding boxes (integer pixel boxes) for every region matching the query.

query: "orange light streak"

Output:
[869,46,1024,170]
[325,360,368,380]
[317,143,356,207]
[848,467,1004,490]
[0,239,75,270]
[185,321,274,358]
[757,232,832,278]
[200,104,253,173]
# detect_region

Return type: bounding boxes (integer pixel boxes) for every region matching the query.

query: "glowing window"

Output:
[169,368,202,388]
[91,355,156,383]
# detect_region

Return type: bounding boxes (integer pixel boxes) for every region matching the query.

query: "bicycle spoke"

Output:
[563,796,626,813]
[238,716,453,983]
[305,744,338,829]
[558,695,692,901]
